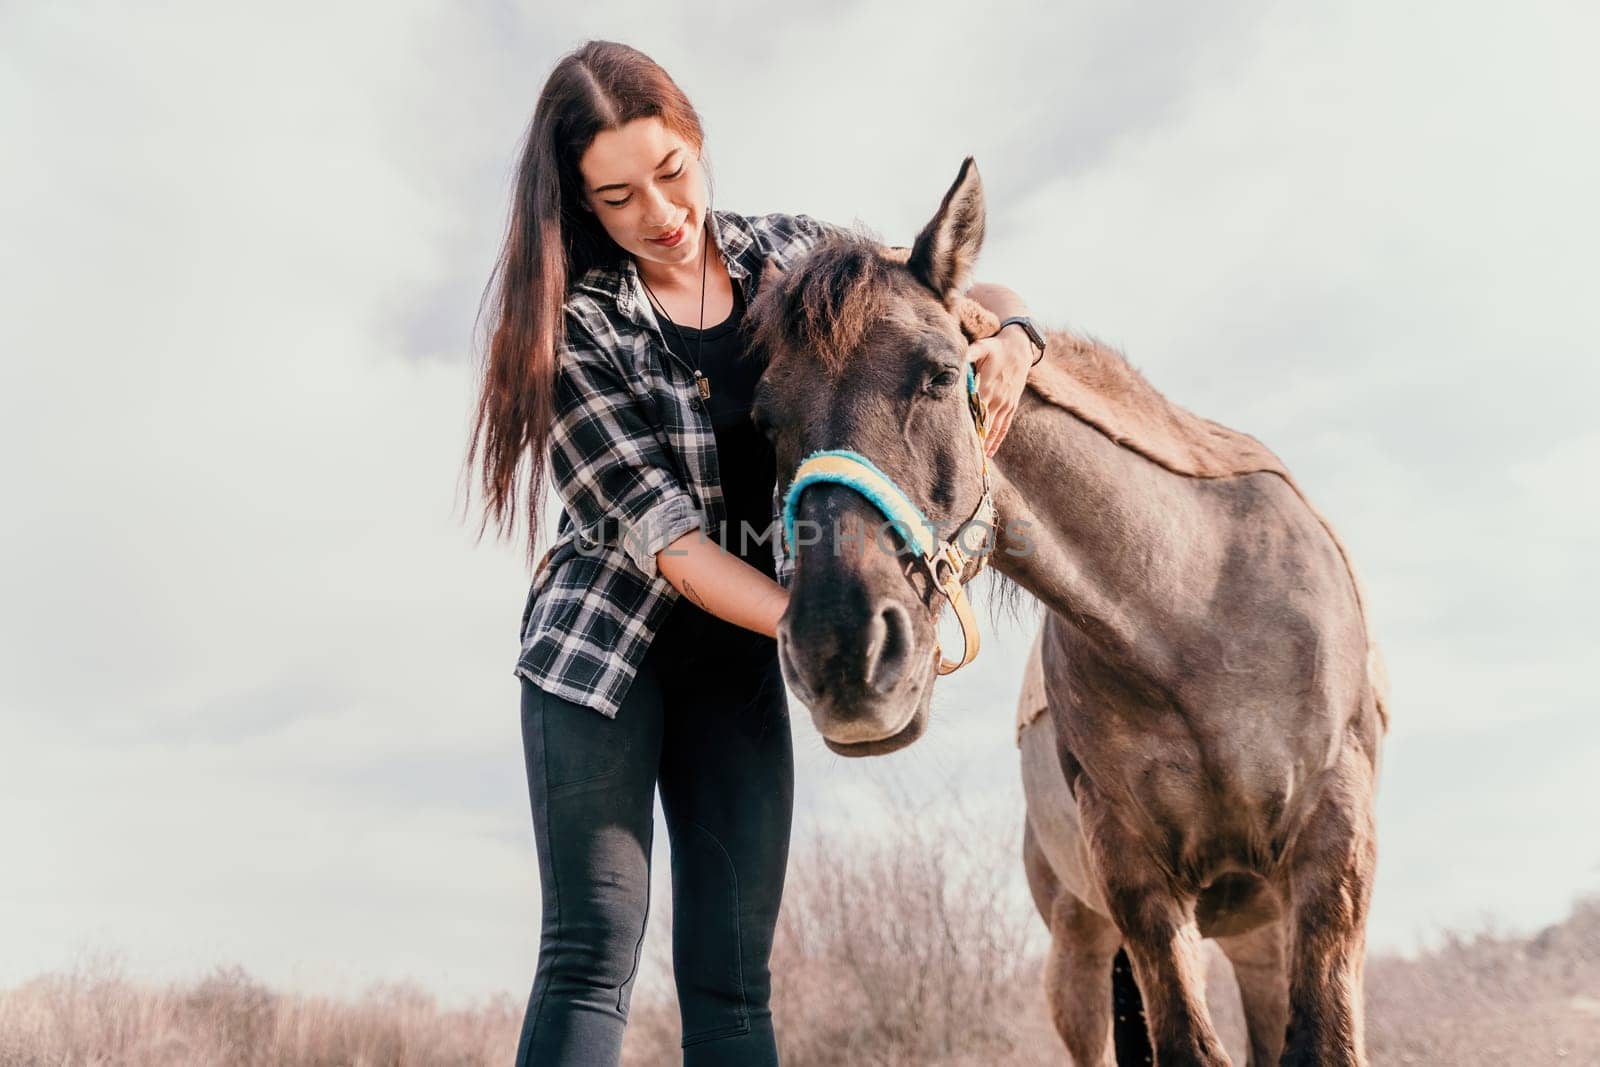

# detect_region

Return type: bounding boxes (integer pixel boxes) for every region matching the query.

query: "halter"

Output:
[780,362,997,675]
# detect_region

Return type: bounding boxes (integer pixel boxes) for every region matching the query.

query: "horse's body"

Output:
[999,321,1389,1066]
[749,158,1388,1065]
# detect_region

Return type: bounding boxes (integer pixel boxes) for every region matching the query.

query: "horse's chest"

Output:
[1046,625,1344,864]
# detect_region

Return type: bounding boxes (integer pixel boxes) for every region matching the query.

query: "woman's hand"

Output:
[964,281,1038,458]
[967,327,1033,458]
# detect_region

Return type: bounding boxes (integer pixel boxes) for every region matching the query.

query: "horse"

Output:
[747,157,1390,1065]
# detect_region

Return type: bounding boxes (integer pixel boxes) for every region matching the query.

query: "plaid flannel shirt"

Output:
[514,208,849,718]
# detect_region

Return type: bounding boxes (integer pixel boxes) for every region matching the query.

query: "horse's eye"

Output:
[926,368,960,392]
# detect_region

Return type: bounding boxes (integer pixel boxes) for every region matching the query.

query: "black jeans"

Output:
[514,605,794,1066]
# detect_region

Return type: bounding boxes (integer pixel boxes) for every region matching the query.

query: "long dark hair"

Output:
[462,40,707,565]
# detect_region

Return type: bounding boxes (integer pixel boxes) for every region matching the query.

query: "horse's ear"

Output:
[906,156,986,304]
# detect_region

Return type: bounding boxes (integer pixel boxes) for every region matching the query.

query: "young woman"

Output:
[466,40,1039,1067]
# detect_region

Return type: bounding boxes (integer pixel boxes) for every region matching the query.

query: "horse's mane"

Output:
[743,231,909,377]
[955,304,1391,737]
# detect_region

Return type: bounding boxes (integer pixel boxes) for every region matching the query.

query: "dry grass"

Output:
[4,810,1596,1066]
[758,789,1041,1065]
[0,950,520,1067]
[1364,897,1600,1065]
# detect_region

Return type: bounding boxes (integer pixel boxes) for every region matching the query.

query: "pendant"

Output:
[695,371,712,400]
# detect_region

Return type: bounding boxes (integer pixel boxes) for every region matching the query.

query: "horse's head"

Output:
[745,157,995,757]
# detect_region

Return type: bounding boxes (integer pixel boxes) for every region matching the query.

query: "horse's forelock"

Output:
[747,237,907,375]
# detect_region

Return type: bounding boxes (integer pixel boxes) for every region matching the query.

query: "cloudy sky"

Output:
[3,1,1596,1007]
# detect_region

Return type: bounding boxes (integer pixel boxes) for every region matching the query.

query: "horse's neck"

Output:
[992,392,1222,682]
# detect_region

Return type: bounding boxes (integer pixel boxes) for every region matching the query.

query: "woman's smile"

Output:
[645,220,687,247]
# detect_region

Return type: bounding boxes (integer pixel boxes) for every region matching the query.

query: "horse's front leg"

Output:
[1278,742,1377,1066]
[1079,791,1231,1066]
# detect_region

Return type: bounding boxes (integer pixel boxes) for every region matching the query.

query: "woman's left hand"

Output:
[967,325,1035,458]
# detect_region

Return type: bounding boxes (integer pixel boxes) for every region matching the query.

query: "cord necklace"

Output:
[638,221,712,401]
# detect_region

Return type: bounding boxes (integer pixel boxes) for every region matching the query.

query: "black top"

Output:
[649,282,780,661]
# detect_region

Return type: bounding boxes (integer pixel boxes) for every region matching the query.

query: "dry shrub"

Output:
[768,783,1042,1065]
[617,781,1048,1066]
[0,949,521,1067]
[267,977,517,1067]
[174,965,276,1061]
[1365,894,1600,1065]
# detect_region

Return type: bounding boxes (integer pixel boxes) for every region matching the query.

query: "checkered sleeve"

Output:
[549,313,705,581]
[791,212,854,246]
[751,211,853,271]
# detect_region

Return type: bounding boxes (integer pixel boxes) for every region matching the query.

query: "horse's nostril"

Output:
[865,601,913,695]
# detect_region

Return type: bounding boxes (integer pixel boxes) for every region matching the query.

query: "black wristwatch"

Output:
[997,315,1047,366]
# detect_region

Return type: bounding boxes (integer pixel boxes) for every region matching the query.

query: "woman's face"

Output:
[578,115,708,273]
